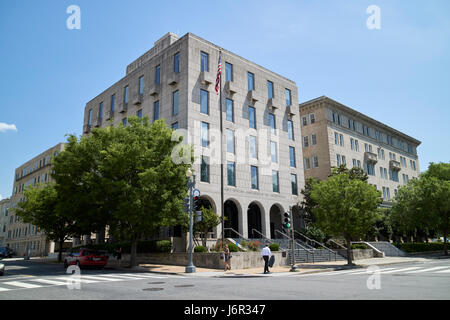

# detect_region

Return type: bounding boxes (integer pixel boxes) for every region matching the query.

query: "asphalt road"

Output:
[0,258,449,300]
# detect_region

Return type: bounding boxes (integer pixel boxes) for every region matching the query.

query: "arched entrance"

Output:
[247,202,262,238]
[269,204,283,239]
[224,200,239,238]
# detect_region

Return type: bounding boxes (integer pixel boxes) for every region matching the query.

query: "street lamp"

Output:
[185,168,196,273]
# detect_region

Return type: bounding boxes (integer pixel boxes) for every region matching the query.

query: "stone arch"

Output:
[269,203,284,239]
[224,198,241,238]
[247,201,264,238]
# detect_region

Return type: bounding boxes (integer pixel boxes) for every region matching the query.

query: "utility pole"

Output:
[289,206,298,272]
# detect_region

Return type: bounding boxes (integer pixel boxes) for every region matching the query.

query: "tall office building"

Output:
[8,143,66,256]
[299,96,421,207]
[82,32,305,247]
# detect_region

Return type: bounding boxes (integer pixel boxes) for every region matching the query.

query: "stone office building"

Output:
[82,32,305,247]
[0,198,11,247]
[7,143,66,256]
[299,96,421,207]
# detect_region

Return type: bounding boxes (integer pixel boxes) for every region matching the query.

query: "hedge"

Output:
[194,246,208,253]
[351,244,368,250]
[269,243,280,252]
[398,242,447,253]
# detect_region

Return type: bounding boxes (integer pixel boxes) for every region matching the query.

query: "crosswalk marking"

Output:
[379,267,422,274]
[121,273,167,279]
[30,279,69,286]
[347,267,398,275]
[0,287,11,292]
[78,275,124,281]
[92,274,149,280]
[436,268,450,273]
[54,276,100,284]
[404,266,449,274]
[3,281,42,289]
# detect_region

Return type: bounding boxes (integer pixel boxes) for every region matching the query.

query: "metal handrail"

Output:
[223,228,249,242]
[351,241,385,257]
[327,239,347,250]
[293,230,335,254]
[275,230,314,253]
[251,229,272,243]
[277,229,315,250]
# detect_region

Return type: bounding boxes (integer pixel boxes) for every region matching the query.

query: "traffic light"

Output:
[193,196,201,211]
[283,212,291,229]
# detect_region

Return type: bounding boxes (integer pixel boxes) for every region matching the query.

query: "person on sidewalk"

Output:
[116,247,122,267]
[261,243,272,274]
[223,244,231,271]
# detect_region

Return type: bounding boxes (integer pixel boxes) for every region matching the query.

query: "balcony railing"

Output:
[248,90,260,104]
[389,160,401,171]
[167,72,180,86]
[83,124,91,134]
[149,83,161,97]
[119,102,128,113]
[365,151,378,164]
[225,81,237,95]
[267,98,279,111]
[199,71,214,86]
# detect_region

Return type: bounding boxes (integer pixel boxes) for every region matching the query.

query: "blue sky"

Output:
[1,0,449,200]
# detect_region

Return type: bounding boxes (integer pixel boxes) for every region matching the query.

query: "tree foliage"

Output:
[310,169,382,264]
[194,206,221,248]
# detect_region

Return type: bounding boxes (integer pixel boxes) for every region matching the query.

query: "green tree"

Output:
[53,117,192,266]
[15,183,76,262]
[392,163,450,255]
[194,206,221,248]
[310,168,382,265]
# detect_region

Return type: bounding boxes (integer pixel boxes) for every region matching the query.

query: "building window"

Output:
[201,122,209,147]
[174,52,180,73]
[139,76,144,95]
[285,88,292,107]
[99,102,103,120]
[251,166,259,190]
[271,141,278,163]
[312,155,319,168]
[367,162,375,176]
[355,140,359,152]
[269,113,276,135]
[155,65,161,84]
[288,120,294,140]
[172,90,179,116]
[171,122,178,130]
[302,116,307,126]
[111,94,115,112]
[122,118,127,127]
[291,174,298,195]
[137,109,142,118]
[225,62,233,82]
[201,156,210,183]
[303,136,309,148]
[248,72,255,91]
[250,136,257,159]
[272,171,280,193]
[309,113,315,124]
[227,129,235,154]
[289,146,296,167]
[200,89,209,115]
[154,101,159,121]
[311,134,317,146]
[267,80,274,99]
[226,98,234,122]
[249,107,256,129]
[337,154,341,167]
[88,109,93,125]
[124,86,129,104]
[201,51,209,72]
[227,162,236,187]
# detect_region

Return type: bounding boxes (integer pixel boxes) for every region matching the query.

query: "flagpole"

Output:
[219,50,225,247]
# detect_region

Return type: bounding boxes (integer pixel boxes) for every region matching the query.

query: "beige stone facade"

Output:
[7,143,66,256]
[0,198,11,247]
[82,32,305,244]
[299,96,421,207]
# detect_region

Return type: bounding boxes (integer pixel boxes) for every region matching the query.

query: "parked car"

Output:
[0,263,4,276]
[64,249,108,269]
[0,247,14,258]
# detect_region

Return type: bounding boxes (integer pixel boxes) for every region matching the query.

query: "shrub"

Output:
[227,243,239,252]
[269,243,280,252]
[399,242,447,253]
[156,240,172,253]
[71,239,172,254]
[194,245,208,253]
[247,240,261,251]
[239,240,248,248]
[351,243,368,250]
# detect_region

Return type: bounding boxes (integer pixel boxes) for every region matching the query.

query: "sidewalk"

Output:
[134,256,432,276]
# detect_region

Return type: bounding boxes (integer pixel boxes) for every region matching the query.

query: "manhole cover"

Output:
[174,284,194,288]
[148,282,165,285]
[143,288,164,291]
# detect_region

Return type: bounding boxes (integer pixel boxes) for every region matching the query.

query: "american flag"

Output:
[215,51,222,94]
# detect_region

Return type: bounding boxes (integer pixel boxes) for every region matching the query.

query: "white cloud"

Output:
[0,194,3,201]
[0,123,18,132]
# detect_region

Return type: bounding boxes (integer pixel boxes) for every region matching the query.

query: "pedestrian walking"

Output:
[261,243,272,274]
[223,244,231,271]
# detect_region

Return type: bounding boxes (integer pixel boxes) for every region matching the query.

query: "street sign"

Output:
[193,189,201,197]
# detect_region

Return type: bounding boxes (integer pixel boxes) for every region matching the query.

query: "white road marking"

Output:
[120,273,167,279]
[0,287,11,292]
[404,266,449,274]
[78,275,123,281]
[30,279,69,286]
[379,267,422,274]
[435,268,450,273]
[93,274,149,280]
[3,281,42,289]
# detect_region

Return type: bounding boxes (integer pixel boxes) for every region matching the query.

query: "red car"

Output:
[64,249,108,269]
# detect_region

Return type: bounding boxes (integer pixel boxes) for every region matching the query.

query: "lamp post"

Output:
[289,206,299,272]
[185,168,196,273]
